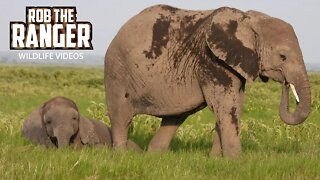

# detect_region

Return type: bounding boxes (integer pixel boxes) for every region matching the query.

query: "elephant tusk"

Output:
[289,84,300,103]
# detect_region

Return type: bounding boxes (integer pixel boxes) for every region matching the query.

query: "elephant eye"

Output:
[280,54,287,61]
[46,120,51,124]
[72,117,77,121]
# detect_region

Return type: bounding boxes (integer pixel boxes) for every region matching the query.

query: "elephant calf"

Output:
[22,96,112,148]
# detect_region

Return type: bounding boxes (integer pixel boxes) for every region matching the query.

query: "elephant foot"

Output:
[209,126,242,158]
[113,140,126,149]
[210,148,241,158]
[113,140,143,153]
[209,146,222,158]
[148,143,170,152]
[127,140,143,153]
[222,148,242,158]
[209,126,222,157]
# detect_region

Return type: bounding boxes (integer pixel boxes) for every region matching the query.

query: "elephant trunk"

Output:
[57,137,70,147]
[279,78,311,125]
[54,129,74,148]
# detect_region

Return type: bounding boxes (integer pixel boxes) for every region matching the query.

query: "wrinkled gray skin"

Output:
[104,5,311,157]
[22,96,112,148]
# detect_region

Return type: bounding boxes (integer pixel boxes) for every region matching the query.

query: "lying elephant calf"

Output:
[22,96,112,148]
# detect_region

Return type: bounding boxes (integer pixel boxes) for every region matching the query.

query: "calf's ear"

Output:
[79,116,100,145]
[22,107,55,147]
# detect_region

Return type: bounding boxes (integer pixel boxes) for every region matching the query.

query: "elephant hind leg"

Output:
[110,112,132,150]
[148,115,187,152]
[108,98,141,151]
[110,113,142,152]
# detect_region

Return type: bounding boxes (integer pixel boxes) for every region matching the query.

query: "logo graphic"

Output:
[10,7,93,50]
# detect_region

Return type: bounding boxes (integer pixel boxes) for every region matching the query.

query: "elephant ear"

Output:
[22,107,55,147]
[79,116,100,145]
[206,7,260,82]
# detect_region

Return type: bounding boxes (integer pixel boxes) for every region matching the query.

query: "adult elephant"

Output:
[104,5,311,157]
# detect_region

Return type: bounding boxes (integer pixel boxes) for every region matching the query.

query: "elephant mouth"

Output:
[50,136,58,147]
[69,132,78,144]
[259,74,269,82]
[261,68,300,104]
[49,131,78,148]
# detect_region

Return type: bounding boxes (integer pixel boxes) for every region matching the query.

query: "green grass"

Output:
[0,64,320,179]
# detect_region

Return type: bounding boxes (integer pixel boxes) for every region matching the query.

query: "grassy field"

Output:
[0,64,320,179]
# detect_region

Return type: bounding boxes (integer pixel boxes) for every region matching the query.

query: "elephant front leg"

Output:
[215,112,241,158]
[203,84,244,158]
[210,122,222,157]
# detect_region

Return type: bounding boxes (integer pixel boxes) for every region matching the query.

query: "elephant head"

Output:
[22,96,101,147]
[206,7,311,125]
